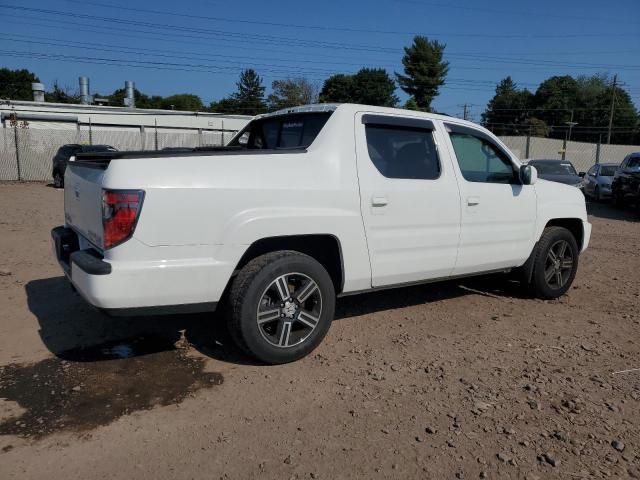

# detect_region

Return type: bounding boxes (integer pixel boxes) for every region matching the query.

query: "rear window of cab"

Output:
[230,112,332,150]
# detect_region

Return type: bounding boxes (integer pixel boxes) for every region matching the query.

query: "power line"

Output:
[60,0,636,34]
[4,14,639,73]
[6,14,639,80]
[2,4,639,49]
[391,0,637,24]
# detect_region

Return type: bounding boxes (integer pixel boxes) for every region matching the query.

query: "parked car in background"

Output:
[612,152,640,208]
[581,162,618,201]
[52,103,590,364]
[526,159,584,190]
[53,144,117,188]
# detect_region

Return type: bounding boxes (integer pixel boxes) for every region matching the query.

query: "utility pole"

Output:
[607,74,617,144]
[458,104,471,121]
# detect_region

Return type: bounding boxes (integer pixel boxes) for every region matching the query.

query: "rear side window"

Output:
[449,133,517,184]
[364,125,440,180]
[230,112,332,150]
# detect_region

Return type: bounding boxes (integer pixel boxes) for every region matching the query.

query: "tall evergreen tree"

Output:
[233,69,267,115]
[396,36,449,111]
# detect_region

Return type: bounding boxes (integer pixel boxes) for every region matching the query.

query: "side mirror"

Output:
[579,172,586,177]
[520,165,538,185]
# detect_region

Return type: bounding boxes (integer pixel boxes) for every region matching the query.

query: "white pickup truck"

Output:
[53,104,591,363]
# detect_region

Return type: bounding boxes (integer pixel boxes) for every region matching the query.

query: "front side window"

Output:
[628,157,640,169]
[449,133,518,184]
[364,125,440,180]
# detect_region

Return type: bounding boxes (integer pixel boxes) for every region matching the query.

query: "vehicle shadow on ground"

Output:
[586,199,639,222]
[25,273,525,367]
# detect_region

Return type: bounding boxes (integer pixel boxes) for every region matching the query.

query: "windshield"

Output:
[229,112,332,150]
[530,161,577,175]
[600,166,617,176]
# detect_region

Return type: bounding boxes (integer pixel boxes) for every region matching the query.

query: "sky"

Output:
[1,0,639,120]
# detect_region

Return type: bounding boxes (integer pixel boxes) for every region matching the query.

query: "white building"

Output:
[0,98,251,148]
[0,80,252,181]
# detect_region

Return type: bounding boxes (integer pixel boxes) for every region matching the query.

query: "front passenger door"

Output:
[444,123,537,276]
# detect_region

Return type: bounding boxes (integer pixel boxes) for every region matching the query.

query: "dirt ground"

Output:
[1,182,639,480]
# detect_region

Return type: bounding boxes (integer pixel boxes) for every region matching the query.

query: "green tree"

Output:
[160,94,204,111]
[318,74,354,103]
[403,97,424,111]
[0,68,40,100]
[482,74,638,143]
[482,77,535,135]
[319,69,398,107]
[211,69,267,115]
[268,78,318,111]
[45,81,80,104]
[351,68,398,107]
[533,75,580,130]
[233,69,267,115]
[209,97,241,114]
[572,75,637,143]
[106,87,159,108]
[396,36,449,111]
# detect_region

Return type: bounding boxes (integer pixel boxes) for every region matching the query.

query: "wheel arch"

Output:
[234,234,345,293]
[543,218,584,250]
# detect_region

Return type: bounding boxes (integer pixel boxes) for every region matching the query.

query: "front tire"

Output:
[613,189,624,208]
[53,171,64,188]
[227,251,335,364]
[528,227,579,299]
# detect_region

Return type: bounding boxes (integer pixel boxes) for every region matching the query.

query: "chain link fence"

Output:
[499,136,640,172]
[1,127,638,182]
[0,126,238,181]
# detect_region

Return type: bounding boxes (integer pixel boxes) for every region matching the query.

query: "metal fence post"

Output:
[596,134,601,164]
[89,117,93,145]
[140,125,145,150]
[525,130,531,158]
[14,125,21,181]
[198,128,202,147]
[154,119,158,150]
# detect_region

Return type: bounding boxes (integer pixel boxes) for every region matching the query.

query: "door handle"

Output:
[467,196,480,206]
[371,196,388,207]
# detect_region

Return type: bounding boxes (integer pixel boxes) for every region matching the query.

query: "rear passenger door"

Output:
[443,123,537,275]
[355,113,461,287]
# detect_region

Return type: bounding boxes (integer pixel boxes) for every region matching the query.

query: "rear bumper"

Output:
[51,226,221,315]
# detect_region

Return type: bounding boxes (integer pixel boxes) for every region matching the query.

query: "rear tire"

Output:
[227,251,335,364]
[527,227,579,299]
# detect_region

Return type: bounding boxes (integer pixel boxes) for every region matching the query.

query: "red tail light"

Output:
[102,189,144,249]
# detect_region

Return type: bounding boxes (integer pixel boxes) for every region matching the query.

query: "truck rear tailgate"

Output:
[64,161,106,249]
